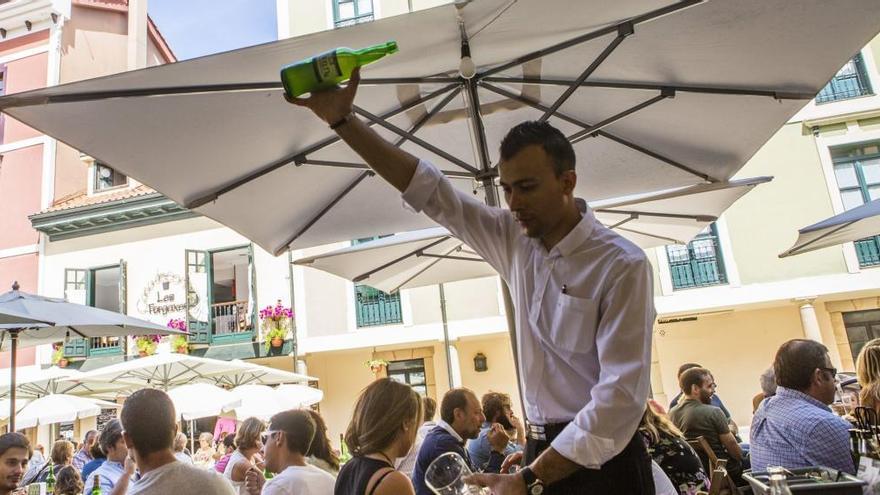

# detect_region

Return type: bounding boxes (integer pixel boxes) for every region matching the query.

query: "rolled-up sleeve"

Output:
[550,254,656,468]
[402,160,517,278]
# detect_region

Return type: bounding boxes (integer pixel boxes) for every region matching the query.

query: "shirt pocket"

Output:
[548,294,599,354]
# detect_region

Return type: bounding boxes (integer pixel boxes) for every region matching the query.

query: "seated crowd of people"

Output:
[1,336,878,494]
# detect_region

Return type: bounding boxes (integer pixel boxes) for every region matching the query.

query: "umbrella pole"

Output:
[9,329,17,432]
[190,419,195,454]
[438,284,455,388]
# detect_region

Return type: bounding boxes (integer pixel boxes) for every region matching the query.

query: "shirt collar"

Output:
[774,386,832,411]
[536,200,595,258]
[437,420,464,443]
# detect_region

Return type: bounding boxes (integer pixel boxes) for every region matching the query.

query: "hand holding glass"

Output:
[425,452,489,495]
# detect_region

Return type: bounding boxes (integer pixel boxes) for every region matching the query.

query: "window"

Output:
[666,224,728,290]
[334,0,374,27]
[387,359,427,396]
[94,162,128,192]
[831,142,880,267]
[352,235,403,327]
[843,309,880,362]
[63,263,127,357]
[816,53,874,104]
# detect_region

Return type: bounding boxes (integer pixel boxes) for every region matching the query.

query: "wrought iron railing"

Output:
[211,300,251,335]
[816,54,873,103]
[855,237,880,267]
[335,13,374,28]
[355,286,403,327]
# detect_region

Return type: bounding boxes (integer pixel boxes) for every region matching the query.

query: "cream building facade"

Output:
[271,0,880,441]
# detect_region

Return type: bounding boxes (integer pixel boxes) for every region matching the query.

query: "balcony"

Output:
[63,336,123,359]
[816,53,874,104]
[855,237,880,268]
[188,300,254,346]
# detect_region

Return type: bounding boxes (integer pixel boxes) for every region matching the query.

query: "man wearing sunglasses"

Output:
[245,410,335,495]
[750,339,854,474]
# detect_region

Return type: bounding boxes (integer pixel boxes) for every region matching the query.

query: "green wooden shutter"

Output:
[185,250,212,344]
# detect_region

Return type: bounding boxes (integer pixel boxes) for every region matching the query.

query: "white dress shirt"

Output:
[403,160,655,469]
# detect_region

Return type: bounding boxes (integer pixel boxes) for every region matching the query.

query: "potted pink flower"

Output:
[260,300,293,352]
[167,318,189,354]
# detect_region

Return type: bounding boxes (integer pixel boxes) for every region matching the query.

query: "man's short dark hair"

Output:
[481,392,510,422]
[679,367,712,395]
[774,339,829,392]
[269,410,315,455]
[89,442,103,459]
[99,419,123,453]
[223,434,236,449]
[0,433,30,458]
[677,363,702,378]
[440,388,474,424]
[120,389,176,456]
[422,396,437,423]
[499,121,575,176]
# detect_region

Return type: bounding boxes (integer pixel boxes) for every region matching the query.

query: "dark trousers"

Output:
[524,424,655,495]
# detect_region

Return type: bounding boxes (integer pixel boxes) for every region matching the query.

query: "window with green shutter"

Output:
[816,53,874,104]
[333,0,374,28]
[666,224,728,290]
[352,235,403,327]
[831,142,880,268]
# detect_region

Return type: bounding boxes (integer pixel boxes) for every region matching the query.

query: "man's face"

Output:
[107,438,128,463]
[0,448,28,493]
[85,432,97,449]
[454,393,486,440]
[695,375,716,405]
[816,354,838,405]
[499,144,576,239]
[263,430,283,474]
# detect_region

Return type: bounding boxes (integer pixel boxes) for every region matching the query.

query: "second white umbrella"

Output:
[16,394,118,429]
[167,383,241,422]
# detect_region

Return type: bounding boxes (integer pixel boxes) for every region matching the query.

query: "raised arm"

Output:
[287,67,418,192]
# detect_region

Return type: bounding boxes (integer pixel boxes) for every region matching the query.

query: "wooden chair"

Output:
[687,437,739,495]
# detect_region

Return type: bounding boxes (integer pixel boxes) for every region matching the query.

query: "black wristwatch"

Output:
[520,467,545,495]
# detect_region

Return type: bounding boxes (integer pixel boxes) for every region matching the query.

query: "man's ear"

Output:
[560,170,577,195]
[122,431,134,449]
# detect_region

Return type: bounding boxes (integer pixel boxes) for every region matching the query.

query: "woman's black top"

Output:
[335,456,394,495]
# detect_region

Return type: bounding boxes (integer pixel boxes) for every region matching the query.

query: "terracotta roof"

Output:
[43,184,158,213]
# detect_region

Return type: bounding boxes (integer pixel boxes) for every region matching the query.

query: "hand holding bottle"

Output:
[286,67,361,127]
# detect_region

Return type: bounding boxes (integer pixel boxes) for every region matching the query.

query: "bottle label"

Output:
[312,50,343,83]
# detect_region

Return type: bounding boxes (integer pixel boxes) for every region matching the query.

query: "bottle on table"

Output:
[91,474,102,495]
[767,467,793,495]
[339,433,352,465]
[44,463,55,491]
[280,41,398,98]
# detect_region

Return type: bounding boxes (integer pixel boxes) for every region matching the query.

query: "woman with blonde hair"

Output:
[858,338,880,412]
[53,465,84,495]
[335,378,422,495]
[639,402,708,493]
[224,417,265,495]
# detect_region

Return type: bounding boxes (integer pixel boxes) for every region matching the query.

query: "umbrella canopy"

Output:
[781,199,880,258]
[64,353,314,391]
[0,366,124,399]
[15,394,119,429]
[167,383,241,421]
[295,177,770,293]
[231,384,324,421]
[0,1,875,256]
[0,399,27,422]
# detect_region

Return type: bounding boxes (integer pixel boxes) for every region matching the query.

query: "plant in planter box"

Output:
[167,318,189,354]
[51,343,68,368]
[365,359,389,375]
[135,334,161,356]
[260,300,293,352]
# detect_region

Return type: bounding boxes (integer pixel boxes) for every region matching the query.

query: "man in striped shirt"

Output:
[71,430,97,471]
[83,420,129,494]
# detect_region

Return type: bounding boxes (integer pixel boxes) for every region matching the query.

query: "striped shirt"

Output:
[83,460,126,494]
[750,387,854,474]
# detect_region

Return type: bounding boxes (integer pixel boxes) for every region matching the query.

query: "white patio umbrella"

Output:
[781,199,880,258]
[294,177,770,293]
[167,383,241,422]
[15,394,119,429]
[230,384,325,421]
[0,283,182,430]
[0,399,27,422]
[0,1,875,258]
[0,366,124,399]
[64,353,315,392]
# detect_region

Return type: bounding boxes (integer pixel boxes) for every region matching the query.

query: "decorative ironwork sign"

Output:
[137,273,189,317]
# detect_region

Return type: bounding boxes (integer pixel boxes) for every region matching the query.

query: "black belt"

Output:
[527,421,570,442]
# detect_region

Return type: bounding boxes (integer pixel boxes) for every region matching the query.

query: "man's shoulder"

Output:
[592,223,649,263]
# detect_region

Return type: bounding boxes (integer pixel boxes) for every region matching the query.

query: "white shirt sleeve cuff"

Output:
[401,159,442,213]
[550,422,618,469]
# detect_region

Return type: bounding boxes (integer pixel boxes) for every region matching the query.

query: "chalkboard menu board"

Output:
[96,408,117,432]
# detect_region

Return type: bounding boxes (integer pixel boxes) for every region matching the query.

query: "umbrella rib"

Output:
[480,0,703,78]
[479,82,714,182]
[417,253,486,262]
[359,77,461,85]
[539,22,633,122]
[390,242,466,293]
[482,77,815,100]
[568,91,673,143]
[352,236,451,283]
[353,105,479,175]
[299,160,474,179]
[184,83,460,209]
[595,209,717,222]
[392,86,463,148]
[616,226,683,245]
[279,171,375,255]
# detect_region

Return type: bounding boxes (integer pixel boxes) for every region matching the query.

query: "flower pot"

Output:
[138,351,148,357]
[176,346,188,354]
[270,337,283,348]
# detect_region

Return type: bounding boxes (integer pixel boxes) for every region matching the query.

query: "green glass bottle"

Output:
[263,467,274,480]
[339,433,352,465]
[45,463,55,491]
[280,41,398,98]
[91,474,102,495]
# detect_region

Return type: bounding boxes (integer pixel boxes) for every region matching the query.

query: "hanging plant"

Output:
[365,359,389,374]
[51,343,68,368]
[167,318,189,354]
[135,335,161,356]
[260,300,293,352]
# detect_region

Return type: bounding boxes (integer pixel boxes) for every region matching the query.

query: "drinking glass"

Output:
[425,452,487,495]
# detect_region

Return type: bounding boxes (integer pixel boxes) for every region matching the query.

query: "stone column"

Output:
[797,298,823,343]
